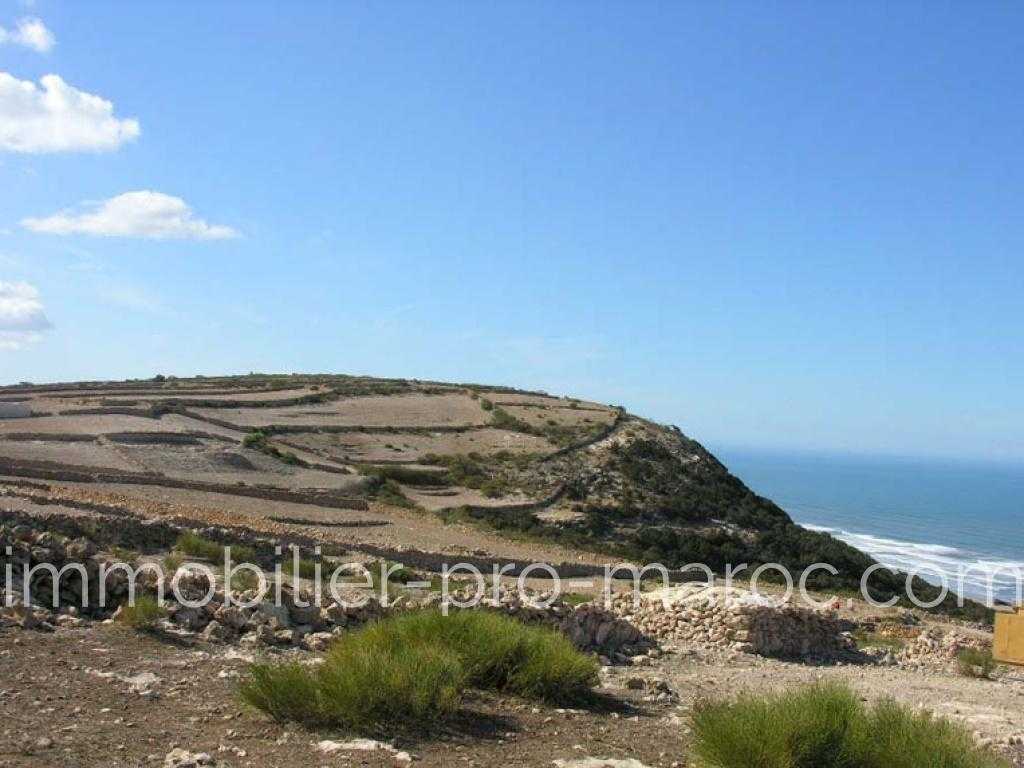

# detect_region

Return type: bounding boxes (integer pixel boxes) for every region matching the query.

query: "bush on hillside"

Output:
[238,609,599,729]
[690,683,1008,768]
[117,594,166,631]
[957,647,997,679]
[176,532,256,564]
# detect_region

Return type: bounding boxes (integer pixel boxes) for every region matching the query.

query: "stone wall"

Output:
[608,584,852,660]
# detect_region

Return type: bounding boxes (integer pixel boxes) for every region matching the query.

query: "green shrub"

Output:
[162,551,184,575]
[244,430,305,467]
[117,594,166,631]
[175,532,222,561]
[278,450,302,466]
[957,647,997,679]
[691,683,1008,768]
[238,662,325,725]
[282,555,321,581]
[350,610,598,704]
[110,545,137,563]
[176,532,256,564]
[362,465,449,487]
[238,609,598,730]
[480,480,505,498]
[369,560,413,587]
[367,476,416,508]
[242,430,267,449]
[851,629,905,652]
[226,541,257,563]
[490,406,533,433]
[229,567,261,593]
[316,629,464,729]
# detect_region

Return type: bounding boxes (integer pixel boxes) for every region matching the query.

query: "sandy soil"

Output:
[21,480,613,567]
[0,441,139,472]
[193,394,490,430]
[86,387,319,403]
[499,404,617,430]
[487,394,611,410]
[0,414,240,438]
[0,625,681,768]
[119,444,363,492]
[402,486,537,512]
[284,428,556,463]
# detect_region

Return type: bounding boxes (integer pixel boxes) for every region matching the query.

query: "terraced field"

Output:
[0,374,622,521]
[0,373,975,622]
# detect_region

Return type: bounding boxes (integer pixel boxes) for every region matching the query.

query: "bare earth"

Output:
[0,375,1020,768]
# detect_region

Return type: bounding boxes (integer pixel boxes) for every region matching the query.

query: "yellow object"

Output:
[993,606,1024,666]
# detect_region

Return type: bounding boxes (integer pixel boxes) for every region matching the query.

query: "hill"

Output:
[0,372,986,620]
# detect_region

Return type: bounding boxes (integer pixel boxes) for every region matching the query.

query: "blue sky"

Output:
[0,1,1021,463]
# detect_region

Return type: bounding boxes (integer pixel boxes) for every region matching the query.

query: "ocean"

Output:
[715,448,1024,605]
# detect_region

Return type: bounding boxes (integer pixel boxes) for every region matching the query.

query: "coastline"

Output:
[717,447,1024,606]
[799,520,1023,605]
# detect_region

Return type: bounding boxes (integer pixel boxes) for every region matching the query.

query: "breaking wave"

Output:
[801,522,1024,605]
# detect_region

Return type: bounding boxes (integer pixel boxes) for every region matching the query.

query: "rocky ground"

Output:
[0,625,683,768]
[2,616,1023,768]
[0,375,1020,767]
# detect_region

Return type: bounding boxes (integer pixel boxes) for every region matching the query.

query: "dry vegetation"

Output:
[0,373,1018,768]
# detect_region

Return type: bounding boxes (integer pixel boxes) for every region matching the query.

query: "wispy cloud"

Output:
[0,17,55,53]
[22,191,238,240]
[0,72,138,153]
[0,280,51,350]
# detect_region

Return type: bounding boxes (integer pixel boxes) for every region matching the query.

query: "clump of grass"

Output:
[109,545,137,563]
[490,406,532,433]
[851,629,905,652]
[117,594,166,631]
[315,634,464,729]
[361,464,449,487]
[367,560,413,588]
[691,682,1009,768]
[175,532,256,564]
[243,429,304,466]
[366,476,417,508]
[238,662,325,725]
[238,609,598,730]
[370,610,596,702]
[282,555,321,581]
[175,532,222,561]
[561,592,591,607]
[228,567,262,593]
[242,429,268,449]
[957,647,997,680]
[162,551,184,575]
[418,453,516,497]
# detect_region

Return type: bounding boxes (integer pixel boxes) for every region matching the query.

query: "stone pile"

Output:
[153,573,389,650]
[607,583,852,659]
[432,586,651,659]
[0,521,389,648]
[157,573,389,651]
[896,627,990,670]
[0,522,134,625]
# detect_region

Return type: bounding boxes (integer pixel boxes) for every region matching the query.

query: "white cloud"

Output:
[0,281,51,350]
[22,191,239,240]
[0,72,139,153]
[0,17,55,53]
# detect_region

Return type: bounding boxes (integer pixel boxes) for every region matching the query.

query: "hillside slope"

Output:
[0,373,986,619]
